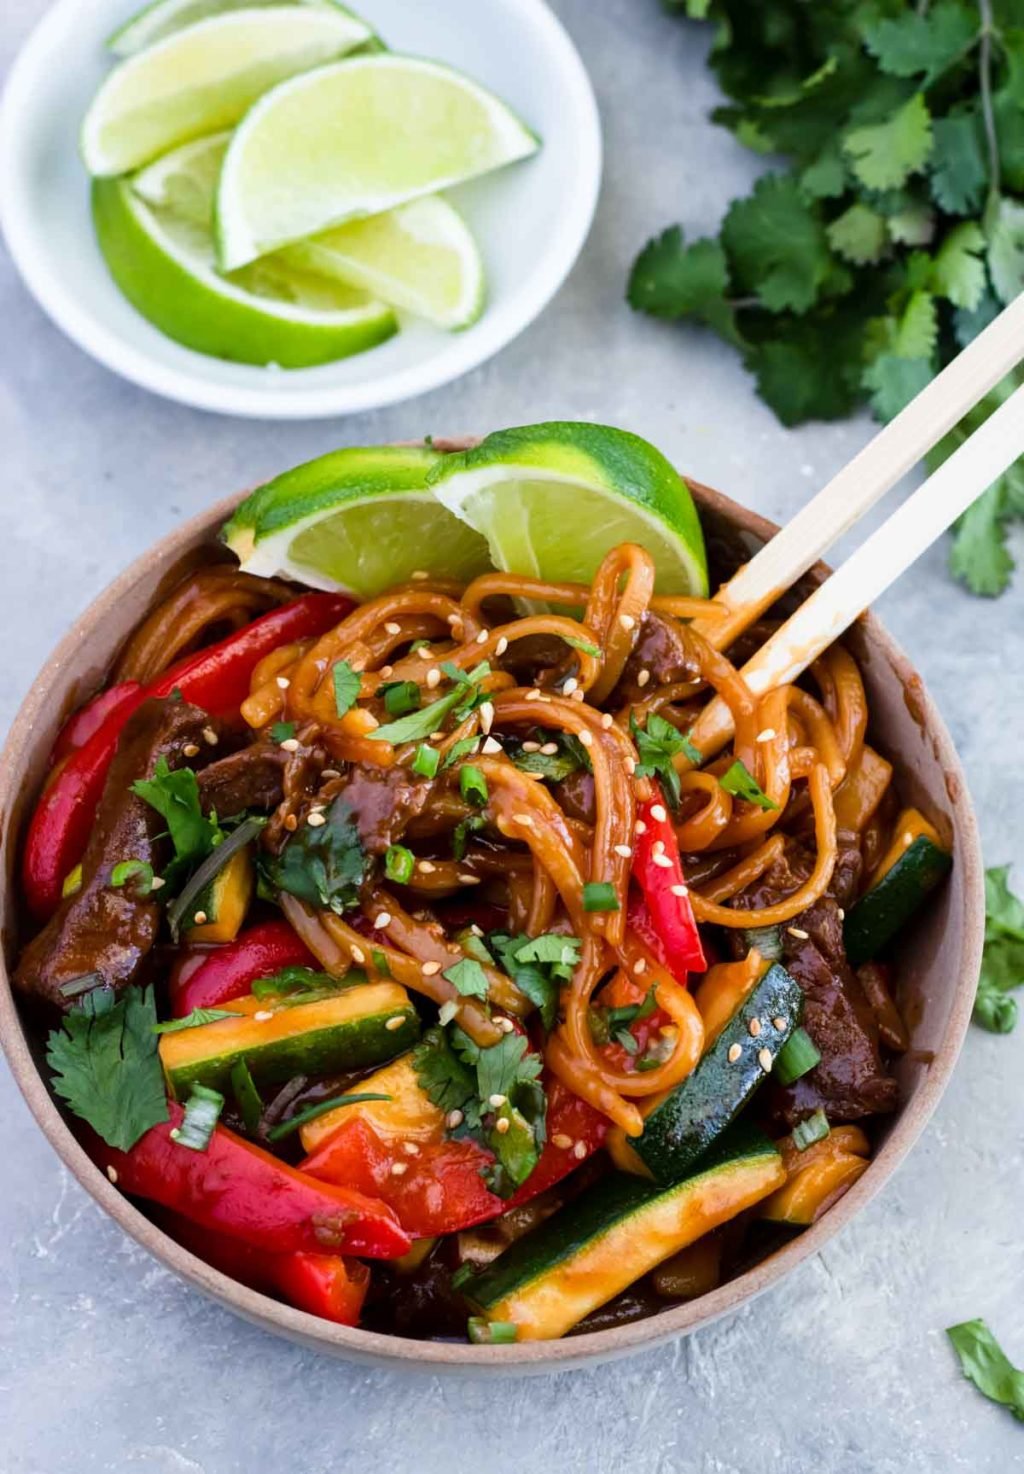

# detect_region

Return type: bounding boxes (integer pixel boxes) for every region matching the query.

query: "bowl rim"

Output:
[0,0,602,419]
[0,476,984,1371]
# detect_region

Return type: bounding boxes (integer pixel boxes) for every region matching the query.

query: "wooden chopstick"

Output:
[689,290,1024,654]
[685,376,1024,762]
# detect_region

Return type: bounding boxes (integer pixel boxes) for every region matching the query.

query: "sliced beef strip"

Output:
[615,611,701,699]
[15,698,215,1011]
[197,744,290,817]
[335,763,431,855]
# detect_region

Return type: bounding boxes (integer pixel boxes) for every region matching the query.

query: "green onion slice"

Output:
[166,814,266,941]
[774,1027,822,1086]
[384,844,416,884]
[266,1092,393,1142]
[583,881,620,913]
[792,1108,830,1151]
[230,1059,263,1134]
[467,1318,518,1345]
[174,1084,225,1153]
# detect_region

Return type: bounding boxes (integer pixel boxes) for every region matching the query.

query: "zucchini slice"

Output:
[299,1050,444,1153]
[160,981,419,1097]
[184,848,253,944]
[632,962,804,1183]
[462,1124,784,1340]
[844,808,951,967]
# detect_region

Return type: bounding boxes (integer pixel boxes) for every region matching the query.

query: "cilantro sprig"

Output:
[630,0,1024,595]
[973,865,1024,1033]
[630,710,701,807]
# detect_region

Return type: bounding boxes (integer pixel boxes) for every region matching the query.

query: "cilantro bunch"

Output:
[629,0,1024,594]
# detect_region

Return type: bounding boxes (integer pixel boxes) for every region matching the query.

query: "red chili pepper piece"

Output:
[50,682,144,766]
[170,920,318,1017]
[631,787,707,974]
[22,593,352,919]
[166,1212,369,1325]
[94,1105,411,1259]
[504,1081,608,1209]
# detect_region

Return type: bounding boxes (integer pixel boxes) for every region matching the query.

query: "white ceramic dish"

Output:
[0,0,601,418]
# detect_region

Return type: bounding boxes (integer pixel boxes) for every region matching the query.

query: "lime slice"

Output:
[107,0,376,58]
[285,197,485,331]
[427,423,709,596]
[82,7,371,176]
[136,134,485,331]
[93,175,396,366]
[223,446,493,596]
[216,54,539,269]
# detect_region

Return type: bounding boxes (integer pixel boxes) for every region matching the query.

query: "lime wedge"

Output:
[427,423,709,596]
[82,7,371,176]
[285,197,485,331]
[93,174,396,366]
[222,446,493,596]
[137,134,485,331]
[107,0,376,58]
[216,54,539,270]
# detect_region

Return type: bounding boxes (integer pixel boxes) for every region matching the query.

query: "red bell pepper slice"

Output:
[170,919,318,1017]
[505,1081,608,1208]
[166,1212,369,1325]
[631,787,707,974]
[94,1105,411,1259]
[50,681,144,766]
[22,592,351,919]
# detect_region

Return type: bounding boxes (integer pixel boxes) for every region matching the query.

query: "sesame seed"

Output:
[321,768,341,780]
[411,570,429,580]
[430,731,446,740]
[652,854,674,869]
[275,676,291,690]
[426,668,441,689]
[773,1016,788,1032]
[183,743,200,758]
[385,1015,406,1031]
[403,1141,421,1155]
[659,1024,677,1039]
[838,908,846,921]
[458,874,482,885]
[756,728,777,743]
[106,1165,118,1184]
[758,1048,774,1073]
[422,961,442,976]
[619,613,636,631]
[446,1109,464,1129]
[150,876,166,891]
[652,840,665,856]
[626,757,637,775]
[307,812,327,828]
[192,910,208,925]
[495,1118,511,1135]
[391,1162,409,1176]
[378,666,394,680]
[350,945,365,964]
[614,844,633,858]
[573,1141,588,1160]
[514,813,534,828]
[169,1128,180,1141]
[374,913,392,929]
[479,701,495,734]
[280,737,300,752]
[552,1133,573,1150]
[578,728,594,748]
[202,727,219,746]
[476,629,489,645]
[525,688,542,702]
[634,818,646,835]
[488,1094,507,1108]
[570,689,585,702]
[633,958,647,976]
[788,927,809,940]
[418,860,437,874]
[308,802,325,814]
[563,677,578,696]
[497,1017,516,1034]
[522,740,541,752]
[600,712,614,729]
[446,613,461,626]
[481,736,502,755]
[384,621,402,635]
[748,1017,762,1038]
[469,924,484,937]
[254,1010,274,1022]
[495,636,509,656]
[670,884,689,898]
[539,742,559,755]
[637,670,651,688]
[651,803,667,823]
[284,814,298,832]
[727,1043,742,1063]
[417,646,434,661]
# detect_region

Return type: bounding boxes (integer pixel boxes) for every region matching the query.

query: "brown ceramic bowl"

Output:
[0,464,984,1373]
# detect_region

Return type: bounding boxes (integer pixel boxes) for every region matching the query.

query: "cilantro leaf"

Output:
[152,1007,240,1033]
[719,758,778,811]
[46,986,168,1151]
[843,93,934,191]
[369,662,490,745]
[721,174,832,313]
[863,3,978,90]
[863,353,934,420]
[454,1028,543,1103]
[443,958,490,1000]
[270,721,296,744]
[259,794,365,913]
[630,710,699,808]
[488,931,581,1032]
[509,732,589,782]
[947,1319,1024,1420]
[743,309,867,425]
[930,221,987,309]
[628,228,741,341]
[332,660,361,718]
[132,757,223,880]
[987,197,1024,304]
[412,1027,482,1128]
[972,866,1024,1033]
[826,203,888,265]
[930,110,988,214]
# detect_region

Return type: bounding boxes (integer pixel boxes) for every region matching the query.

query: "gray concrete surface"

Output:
[2,1,1023,1469]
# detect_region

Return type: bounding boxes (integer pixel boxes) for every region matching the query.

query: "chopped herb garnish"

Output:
[266,1092,392,1142]
[792,1109,830,1151]
[454,927,494,965]
[774,1027,821,1085]
[412,743,440,778]
[488,932,581,1032]
[583,881,620,913]
[947,1319,1024,1422]
[167,814,266,940]
[630,711,700,808]
[173,1084,224,1153]
[564,634,602,658]
[46,985,168,1151]
[973,866,1024,1034]
[110,859,156,895]
[467,1318,519,1345]
[452,814,486,861]
[57,972,104,1000]
[230,1058,262,1134]
[443,958,490,1000]
[719,759,778,812]
[459,764,488,806]
[259,795,364,916]
[369,662,490,745]
[380,680,421,718]
[331,659,361,718]
[510,732,590,782]
[590,985,657,1048]
[442,736,481,768]
[132,757,226,884]
[152,1007,240,1034]
[270,721,296,744]
[371,948,391,977]
[250,965,342,1001]
[384,844,415,884]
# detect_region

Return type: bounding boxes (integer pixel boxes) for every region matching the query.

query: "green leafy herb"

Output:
[152,1007,240,1034]
[167,814,266,940]
[412,1026,483,1130]
[369,662,490,744]
[58,972,103,1000]
[412,743,440,778]
[454,927,494,965]
[250,965,342,1001]
[583,881,620,913]
[509,732,589,782]
[630,711,700,808]
[259,795,365,915]
[629,0,1024,595]
[110,859,156,895]
[380,680,421,718]
[488,931,582,1032]
[332,659,361,718]
[46,985,168,1151]
[720,758,779,811]
[266,1092,393,1142]
[384,844,415,885]
[230,1058,262,1133]
[442,736,481,768]
[270,721,296,744]
[947,1319,1024,1421]
[443,958,490,1000]
[590,985,657,1049]
[132,757,224,881]
[452,814,486,861]
[459,764,488,806]
[793,1108,831,1151]
[973,865,1024,1033]
[173,1084,224,1153]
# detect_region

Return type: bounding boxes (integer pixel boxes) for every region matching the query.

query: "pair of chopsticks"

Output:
[684,291,1024,762]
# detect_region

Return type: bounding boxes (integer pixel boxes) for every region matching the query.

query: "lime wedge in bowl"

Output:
[215,53,539,269]
[82,6,372,176]
[108,0,376,58]
[428,423,709,596]
[222,446,493,596]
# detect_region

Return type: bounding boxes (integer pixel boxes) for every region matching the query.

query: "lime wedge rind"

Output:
[107,0,377,58]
